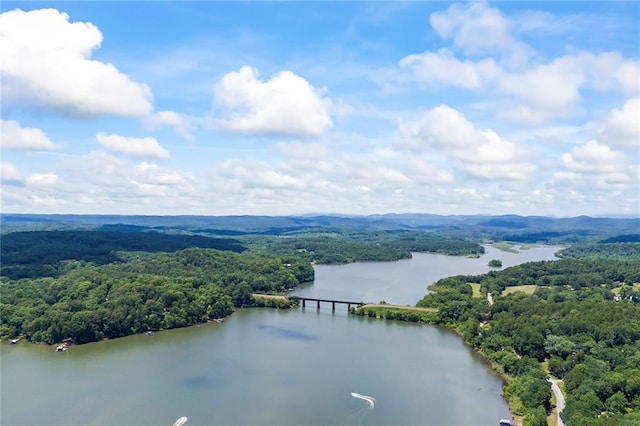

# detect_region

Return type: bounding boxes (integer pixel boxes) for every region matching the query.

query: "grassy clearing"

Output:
[502,285,538,296]
[252,293,288,301]
[518,244,539,250]
[470,283,482,298]
[612,283,640,295]
[492,242,519,253]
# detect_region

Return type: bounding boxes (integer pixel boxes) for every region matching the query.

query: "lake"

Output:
[297,245,560,305]
[0,245,559,426]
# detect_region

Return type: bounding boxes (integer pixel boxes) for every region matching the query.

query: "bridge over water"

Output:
[287,296,365,311]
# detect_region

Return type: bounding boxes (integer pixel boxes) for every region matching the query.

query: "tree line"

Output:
[415,255,640,426]
[0,248,313,344]
[1,230,246,279]
[243,230,485,264]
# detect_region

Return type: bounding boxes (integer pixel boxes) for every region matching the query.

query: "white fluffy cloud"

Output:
[0,8,153,117]
[582,52,640,95]
[27,173,58,185]
[561,140,630,175]
[220,159,308,189]
[133,162,185,186]
[399,105,478,150]
[0,120,57,150]
[20,151,198,211]
[597,98,640,147]
[404,158,453,184]
[465,163,536,180]
[0,161,23,184]
[429,1,532,65]
[399,106,514,162]
[387,1,640,126]
[212,66,333,135]
[398,105,533,180]
[145,110,196,141]
[498,53,640,124]
[399,49,499,89]
[498,56,584,123]
[96,133,170,159]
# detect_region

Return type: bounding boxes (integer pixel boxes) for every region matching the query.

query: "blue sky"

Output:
[1,1,638,217]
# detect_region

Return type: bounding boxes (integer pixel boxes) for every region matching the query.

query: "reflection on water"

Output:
[256,324,321,341]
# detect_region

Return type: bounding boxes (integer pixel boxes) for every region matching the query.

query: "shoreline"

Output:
[441,325,523,426]
[5,299,524,425]
[348,306,522,426]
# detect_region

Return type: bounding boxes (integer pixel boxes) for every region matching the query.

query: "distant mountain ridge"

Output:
[2,212,638,233]
[1,213,638,247]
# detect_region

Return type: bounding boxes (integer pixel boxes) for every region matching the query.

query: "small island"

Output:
[488,259,503,268]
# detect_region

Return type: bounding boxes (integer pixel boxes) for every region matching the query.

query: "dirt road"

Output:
[549,379,565,426]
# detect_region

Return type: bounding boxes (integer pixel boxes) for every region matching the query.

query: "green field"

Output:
[612,283,640,296]
[501,285,538,296]
[354,304,439,323]
[491,242,519,253]
[470,283,482,298]
[518,244,539,250]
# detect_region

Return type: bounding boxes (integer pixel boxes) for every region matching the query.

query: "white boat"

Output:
[55,345,68,352]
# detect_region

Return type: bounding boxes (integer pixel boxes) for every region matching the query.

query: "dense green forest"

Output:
[0,248,313,344]
[243,234,412,263]
[415,254,640,426]
[557,242,640,260]
[0,230,246,279]
[242,230,485,263]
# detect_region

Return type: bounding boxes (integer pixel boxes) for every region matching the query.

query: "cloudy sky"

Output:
[1,1,638,217]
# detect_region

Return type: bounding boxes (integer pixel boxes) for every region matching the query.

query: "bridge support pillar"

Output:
[332,302,336,311]
[317,300,320,309]
[302,299,306,308]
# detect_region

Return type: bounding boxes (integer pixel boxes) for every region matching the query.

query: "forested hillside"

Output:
[243,230,484,263]
[416,253,640,426]
[1,230,246,279]
[0,248,313,344]
[557,242,640,260]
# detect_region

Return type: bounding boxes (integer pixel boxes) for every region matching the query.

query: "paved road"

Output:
[549,379,566,426]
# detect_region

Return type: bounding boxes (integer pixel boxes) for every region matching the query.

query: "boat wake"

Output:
[351,392,375,409]
[172,416,188,426]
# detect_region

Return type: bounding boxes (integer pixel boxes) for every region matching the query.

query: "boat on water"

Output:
[55,344,68,352]
[9,338,19,344]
